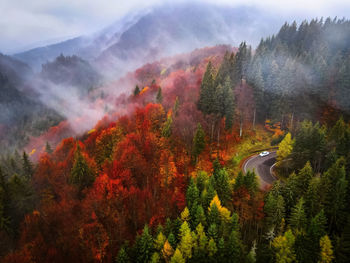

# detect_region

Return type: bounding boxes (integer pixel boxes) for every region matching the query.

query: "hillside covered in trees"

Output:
[1,18,350,263]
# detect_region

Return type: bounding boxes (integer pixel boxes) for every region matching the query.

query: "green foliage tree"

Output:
[305,177,323,217]
[208,203,220,227]
[193,204,206,227]
[192,123,206,163]
[207,237,218,258]
[168,233,177,251]
[303,210,327,261]
[225,230,241,263]
[215,51,235,86]
[156,87,163,103]
[265,193,285,229]
[292,121,326,172]
[198,61,215,114]
[337,217,350,263]
[135,225,153,263]
[116,247,130,263]
[70,144,95,194]
[161,114,173,138]
[217,237,226,262]
[0,167,10,232]
[247,242,257,263]
[45,141,53,154]
[193,223,208,261]
[222,76,235,129]
[213,168,231,205]
[7,173,35,231]
[321,158,348,232]
[186,178,199,210]
[208,223,219,242]
[296,161,313,194]
[289,197,307,233]
[134,85,140,96]
[235,42,252,83]
[22,151,34,179]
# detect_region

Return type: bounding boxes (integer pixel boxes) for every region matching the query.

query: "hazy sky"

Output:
[1,0,350,54]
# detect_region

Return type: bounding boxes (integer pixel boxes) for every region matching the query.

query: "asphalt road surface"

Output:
[243,151,277,189]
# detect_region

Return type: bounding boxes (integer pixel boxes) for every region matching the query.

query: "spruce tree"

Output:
[70,144,95,194]
[337,217,350,262]
[195,223,208,260]
[207,238,218,258]
[222,76,235,129]
[198,61,215,114]
[289,197,307,233]
[207,223,219,242]
[156,87,163,103]
[321,158,347,232]
[192,123,206,163]
[194,205,206,227]
[134,85,140,96]
[45,141,53,154]
[22,151,34,179]
[213,169,231,205]
[136,225,153,263]
[225,230,241,263]
[168,233,177,250]
[116,247,130,263]
[161,114,173,138]
[186,178,199,210]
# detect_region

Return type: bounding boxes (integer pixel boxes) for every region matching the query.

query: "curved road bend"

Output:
[243,151,277,189]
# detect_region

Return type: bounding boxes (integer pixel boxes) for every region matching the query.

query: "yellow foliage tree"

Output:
[209,195,231,223]
[277,133,293,162]
[171,248,185,263]
[319,235,334,263]
[155,232,166,250]
[272,229,296,263]
[181,207,190,222]
[179,231,193,259]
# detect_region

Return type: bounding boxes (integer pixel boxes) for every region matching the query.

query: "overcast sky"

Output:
[1,0,350,54]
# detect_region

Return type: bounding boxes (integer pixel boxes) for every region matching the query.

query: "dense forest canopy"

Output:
[247,18,350,124]
[0,17,350,263]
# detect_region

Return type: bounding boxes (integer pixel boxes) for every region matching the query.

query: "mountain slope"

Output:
[96,3,283,77]
[0,54,62,152]
[40,54,101,96]
[12,10,145,71]
[0,53,33,85]
[13,3,284,76]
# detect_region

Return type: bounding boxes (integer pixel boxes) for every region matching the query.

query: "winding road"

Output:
[243,151,277,189]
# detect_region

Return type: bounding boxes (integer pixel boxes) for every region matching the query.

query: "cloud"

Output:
[1,0,349,54]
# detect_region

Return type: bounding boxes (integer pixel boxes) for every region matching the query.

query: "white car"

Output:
[259,151,270,157]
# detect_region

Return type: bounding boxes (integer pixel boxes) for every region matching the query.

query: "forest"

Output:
[1,18,350,263]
